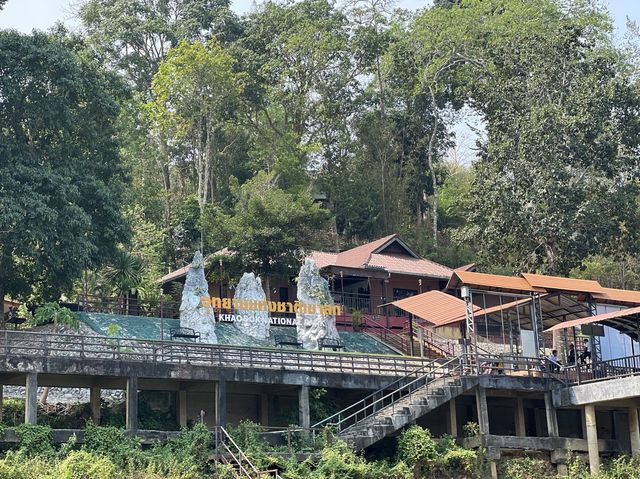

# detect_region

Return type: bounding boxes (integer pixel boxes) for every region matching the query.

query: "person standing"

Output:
[580,338,591,364]
[567,343,576,365]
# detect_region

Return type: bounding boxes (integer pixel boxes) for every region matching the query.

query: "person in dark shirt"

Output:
[579,338,591,364]
[567,343,576,365]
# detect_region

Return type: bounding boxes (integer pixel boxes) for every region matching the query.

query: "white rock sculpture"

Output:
[233,272,270,339]
[179,251,218,344]
[295,258,340,349]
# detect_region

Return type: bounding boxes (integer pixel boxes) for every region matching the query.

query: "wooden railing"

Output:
[0,330,436,378]
[78,294,181,319]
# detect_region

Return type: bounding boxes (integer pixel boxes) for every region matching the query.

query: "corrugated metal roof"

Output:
[159,265,190,284]
[521,273,605,294]
[545,306,640,332]
[386,290,479,326]
[592,287,640,306]
[446,271,546,293]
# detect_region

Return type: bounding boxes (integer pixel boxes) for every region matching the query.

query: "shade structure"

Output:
[545,306,640,340]
[382,290,478,326]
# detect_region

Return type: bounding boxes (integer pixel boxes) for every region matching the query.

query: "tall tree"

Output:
[0,31,128,310]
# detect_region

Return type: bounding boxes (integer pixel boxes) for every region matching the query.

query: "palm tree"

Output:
[101,249,146,314]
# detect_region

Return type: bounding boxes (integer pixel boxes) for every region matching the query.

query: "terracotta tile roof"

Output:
[521,273,605,294]
[159,265,190,284]
[447,271,546,293]
[308,251,338,269]
[334,234,397,268]
[386,290,479,326]
[368,253,452,279]
[308,234,453,279]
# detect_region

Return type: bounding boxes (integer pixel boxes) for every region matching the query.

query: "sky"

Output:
[1,0,638,35]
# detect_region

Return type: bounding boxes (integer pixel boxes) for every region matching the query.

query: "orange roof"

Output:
[521,273,605,294]
[385,290,479,326]
[592,287,640,306]
[545,306,640,333]
[334,234,398,268]
[447,271,546,293]
[160,265,190,284]
[308,235,453,279]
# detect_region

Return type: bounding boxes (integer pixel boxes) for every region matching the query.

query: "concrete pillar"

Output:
[475,387,490,435]
[299,385,310,429]
[90,387,101,424]
[515,397,526,437]
[544,392,559,437]
[216,380,227,427]
[585,404,600,474]
[0,384,4,424]
[260,393,269,427]
[448,398,457,437]
[25,372,38,425]
[126,376,138,432]
[178,390,187,428]
[489,461,498,479]
[629,407,640,458]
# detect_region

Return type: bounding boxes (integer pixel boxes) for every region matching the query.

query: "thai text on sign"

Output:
[200,297,342,316]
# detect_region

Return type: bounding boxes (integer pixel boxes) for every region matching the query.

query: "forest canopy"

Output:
[2,0,640,303]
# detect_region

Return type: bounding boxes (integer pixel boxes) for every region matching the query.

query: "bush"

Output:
[57,450,117,479]
[31,302,79,329]
[14,424,55,458]
[502,456,548,479]
[82,422,142,469]
[397,425,438,466]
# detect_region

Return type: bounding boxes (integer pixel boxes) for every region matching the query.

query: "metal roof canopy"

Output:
[545,306,640,341]
[381,290,479,326]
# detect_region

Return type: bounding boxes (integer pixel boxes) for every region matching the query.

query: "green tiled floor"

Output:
[80,312,399,355]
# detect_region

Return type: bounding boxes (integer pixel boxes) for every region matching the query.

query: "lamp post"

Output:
[461,285,478,373]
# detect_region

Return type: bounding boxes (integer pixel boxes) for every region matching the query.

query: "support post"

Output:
[515,396,526,437]
[448,398,457,437]
[475,387,490,435]
[260,393,269,427]
[0,383,4,424]
[90,387,101,424]
[299,385,310,429]
[178,390,188,428]
[216,380,227,427]
[126,376,138,432]
[629,407,640,458]
[585,404,600,475]
[544,392,559,437]
[25,372,37,425]
[417,327,424,357]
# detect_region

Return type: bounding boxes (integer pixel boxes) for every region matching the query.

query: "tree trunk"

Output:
[0,280,4,325]
[158,134,172,230]
[427,88,439,246]
[40,387,50,404]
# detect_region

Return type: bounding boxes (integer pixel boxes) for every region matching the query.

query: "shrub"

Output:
[502,456,548,479]
[14,424,55,458]
[82,422,142,469]
[57,450,117,479]
[31,302,79,329]
[397,425,438,466]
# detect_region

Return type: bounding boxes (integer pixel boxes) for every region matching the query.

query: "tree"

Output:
[0,31,128,310]
[209,172,330,298]
[148,38,245,209]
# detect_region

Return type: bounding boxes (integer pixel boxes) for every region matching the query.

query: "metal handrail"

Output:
[562,354,640,385]
[214,426,279,478]
[313,355,463,432]
[0,329,435,377]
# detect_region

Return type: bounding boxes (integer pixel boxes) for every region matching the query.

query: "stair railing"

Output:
[213,426,279,478]
[313,355,464,434]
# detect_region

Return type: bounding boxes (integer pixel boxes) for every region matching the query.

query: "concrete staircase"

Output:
[315,356,474,450]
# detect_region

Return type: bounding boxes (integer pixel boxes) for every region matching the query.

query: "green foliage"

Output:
[0,30,128,303]
[31,303,80,329]
[57,450,117,479]
[309,388,339,425]
[82,422,142,469]
[463,421,480,438]
[502,456,548,479]
[14,424,55,458]
[397,425,438,466]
